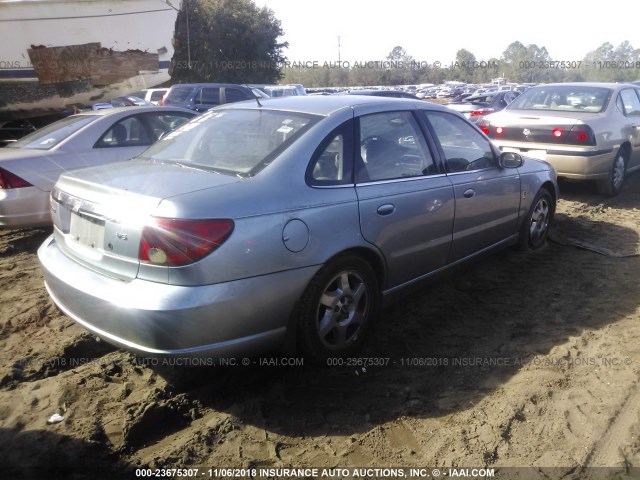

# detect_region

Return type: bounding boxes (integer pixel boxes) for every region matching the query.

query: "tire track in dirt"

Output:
[583,381,640,471]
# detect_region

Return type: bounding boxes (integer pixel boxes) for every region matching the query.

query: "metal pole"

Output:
[186,0,191,68]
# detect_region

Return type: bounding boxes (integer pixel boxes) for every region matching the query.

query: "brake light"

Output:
[470,108,495,117]
[479,124,490,135]
[139,218,234,266]
[0,168,32,189]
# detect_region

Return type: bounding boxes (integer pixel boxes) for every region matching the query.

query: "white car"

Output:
[481,82,640,196]
[130,88,170,105]
[0,106,195,228]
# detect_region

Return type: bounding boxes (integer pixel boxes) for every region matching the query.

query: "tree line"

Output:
[169,1,640,87]
[281,42,640,87]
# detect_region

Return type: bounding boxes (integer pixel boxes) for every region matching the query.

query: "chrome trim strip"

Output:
[356,173,447,187]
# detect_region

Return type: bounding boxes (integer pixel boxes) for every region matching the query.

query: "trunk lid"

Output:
[51,159,241,280]
[485,110,600,143]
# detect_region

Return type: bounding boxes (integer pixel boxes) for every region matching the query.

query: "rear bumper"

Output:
[0,186,51,228]
[38,234,319,358]
[495,143,615,180]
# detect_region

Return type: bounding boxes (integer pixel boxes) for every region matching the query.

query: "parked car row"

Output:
[416,82,533,100]
[345,89,420,99]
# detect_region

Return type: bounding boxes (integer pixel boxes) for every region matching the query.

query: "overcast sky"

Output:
[255,0,639,64]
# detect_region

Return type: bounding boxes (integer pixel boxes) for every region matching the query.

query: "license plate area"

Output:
[524,149,547,160]
[69,211,105,250]
[502,146,547,160]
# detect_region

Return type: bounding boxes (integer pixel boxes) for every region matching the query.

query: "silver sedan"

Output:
[481,82,640,196]
[0,106,196,228]
[39,96,557,362]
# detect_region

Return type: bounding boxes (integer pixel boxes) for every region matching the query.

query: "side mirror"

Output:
[499,151,523,168]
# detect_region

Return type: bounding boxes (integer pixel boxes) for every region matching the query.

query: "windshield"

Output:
[507,86,612,113]
[7,115,99,150]
[139,109,320,176]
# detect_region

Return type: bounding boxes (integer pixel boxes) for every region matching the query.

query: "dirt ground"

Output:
[1,175,640,480]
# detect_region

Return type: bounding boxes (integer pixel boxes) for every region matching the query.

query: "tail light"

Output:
[568,125,595,145]
[0,168,32,189]
[549,125,595,145]
[479,124,490,135]
[139,218,234,266]
[493,126,506,137]
[470,108,495,117]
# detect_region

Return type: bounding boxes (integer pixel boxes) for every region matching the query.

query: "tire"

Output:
[297,255,378,363]
[597,148,627,196]
[518,187,553,251]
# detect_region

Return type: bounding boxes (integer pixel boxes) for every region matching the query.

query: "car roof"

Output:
[346,89,418,98]
[347,89,399,94]
[528,82,624,89]
[218,94,451,116]
[168,83,252,89]
[74,106,195,117]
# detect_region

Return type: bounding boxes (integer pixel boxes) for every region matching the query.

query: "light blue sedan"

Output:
[38,95,557,362]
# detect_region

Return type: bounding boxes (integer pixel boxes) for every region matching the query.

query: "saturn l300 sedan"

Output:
[38,95,557,362]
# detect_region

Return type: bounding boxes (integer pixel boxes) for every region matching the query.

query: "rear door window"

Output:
[619,89,640,117]
[307,120,353,186]
[357,111,437,183]
[224,87,251,103]
[198,87,220,107]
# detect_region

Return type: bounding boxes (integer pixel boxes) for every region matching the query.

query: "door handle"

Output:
[463,189,475,198]
[377,204,396,216]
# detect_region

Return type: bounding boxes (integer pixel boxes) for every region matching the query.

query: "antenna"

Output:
[218,49,263,107]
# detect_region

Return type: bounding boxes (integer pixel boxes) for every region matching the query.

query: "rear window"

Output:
[7,115,98,150]
[139,109,320,176]
[508,86,612,113]
[463,94,496,103]
[150,91,166,102]
[224,87,250,103]
[164,86,195,104]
